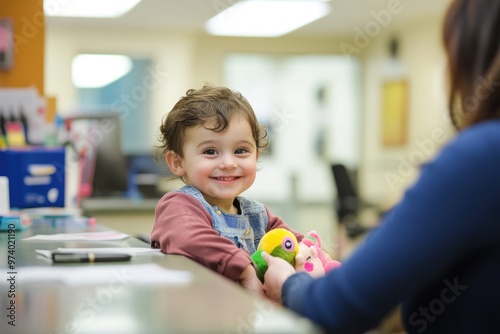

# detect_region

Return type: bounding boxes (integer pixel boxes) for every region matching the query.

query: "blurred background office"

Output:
[1,0,454,257]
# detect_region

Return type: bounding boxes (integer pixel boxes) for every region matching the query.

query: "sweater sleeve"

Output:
[265,206,304,242]
[151,192,252,282]
[281,123,500,333]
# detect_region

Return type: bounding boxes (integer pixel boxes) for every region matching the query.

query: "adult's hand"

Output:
[261,251,296,303]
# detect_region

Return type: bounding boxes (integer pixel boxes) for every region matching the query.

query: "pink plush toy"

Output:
[295,243,326,278]
[297,230,341,276]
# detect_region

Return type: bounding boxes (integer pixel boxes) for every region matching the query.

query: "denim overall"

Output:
[178,185,268,254]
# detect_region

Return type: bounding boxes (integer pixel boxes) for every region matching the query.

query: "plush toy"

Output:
[298,230,341,275]
[294,243,326,278]
[251,228,299,282]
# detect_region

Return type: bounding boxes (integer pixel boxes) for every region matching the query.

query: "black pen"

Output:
[52,252,132,263]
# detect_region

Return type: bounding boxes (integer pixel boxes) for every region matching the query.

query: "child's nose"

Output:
[219,155,237,169]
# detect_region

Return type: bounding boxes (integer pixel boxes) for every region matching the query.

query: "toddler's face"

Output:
[177,114,258,208]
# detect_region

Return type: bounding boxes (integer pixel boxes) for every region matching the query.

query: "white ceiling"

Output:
[46,0,453,37]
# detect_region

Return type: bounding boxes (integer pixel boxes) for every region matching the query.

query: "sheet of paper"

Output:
[14,263,192,286]
[22,231,129,241]
[36,247,162,259]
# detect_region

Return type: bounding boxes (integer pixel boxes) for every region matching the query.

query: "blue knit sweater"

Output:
[282,120,500,334]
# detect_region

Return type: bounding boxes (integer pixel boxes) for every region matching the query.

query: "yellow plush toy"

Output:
[251,228,299,282]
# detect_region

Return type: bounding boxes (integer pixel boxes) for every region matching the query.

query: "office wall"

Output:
[191,34,349,86]
[191,36,359,203]
[0,0,45,94]
[359,17,454,207]
[44,27,355,203]
[44,27,349,125]
[45,26,196,150]
[45,14,450,205]
[221,54,361,203]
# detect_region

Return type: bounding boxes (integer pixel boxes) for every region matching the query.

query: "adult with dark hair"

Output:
[262,0,500,333]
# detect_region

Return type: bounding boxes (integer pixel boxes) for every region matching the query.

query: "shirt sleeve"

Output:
[265,206,304,242]
[151,192,252,282]
[281,125,500,333]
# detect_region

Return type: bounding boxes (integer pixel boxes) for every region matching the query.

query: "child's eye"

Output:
[203,149,217,155]
[235,148,249,154]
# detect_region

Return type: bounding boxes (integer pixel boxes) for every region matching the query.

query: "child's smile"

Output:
[168,114,259,213]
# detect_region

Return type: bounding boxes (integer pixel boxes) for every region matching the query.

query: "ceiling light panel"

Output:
[44,0,142,18]
[205,0,331,37]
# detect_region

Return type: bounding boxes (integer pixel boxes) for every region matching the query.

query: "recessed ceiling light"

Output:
[44,0,142,18]
[72,54,133,88]
[205,0,330,37]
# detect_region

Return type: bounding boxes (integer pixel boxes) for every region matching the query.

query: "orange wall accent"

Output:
[0,0,45,95]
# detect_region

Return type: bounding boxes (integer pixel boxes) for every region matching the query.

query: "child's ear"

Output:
[165,151,185,177]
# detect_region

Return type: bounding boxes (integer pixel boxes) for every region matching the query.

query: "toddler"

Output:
[150,85,303,294]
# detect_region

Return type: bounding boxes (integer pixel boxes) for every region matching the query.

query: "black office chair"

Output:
[330,163,374,238]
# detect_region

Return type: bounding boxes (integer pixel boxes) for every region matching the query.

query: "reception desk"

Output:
[0,221,324,334]
[80,197,159,237]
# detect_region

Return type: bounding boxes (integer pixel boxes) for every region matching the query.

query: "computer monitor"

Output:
[67,111,129,198]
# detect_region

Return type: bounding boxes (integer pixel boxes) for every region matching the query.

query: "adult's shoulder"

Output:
[420,119,500,199]
[444,120,500,163]
[455,120,500,150]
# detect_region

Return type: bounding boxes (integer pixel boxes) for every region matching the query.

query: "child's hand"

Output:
[239,264,264,296]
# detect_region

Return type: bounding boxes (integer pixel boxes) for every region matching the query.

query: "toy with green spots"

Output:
[251,228,299,282]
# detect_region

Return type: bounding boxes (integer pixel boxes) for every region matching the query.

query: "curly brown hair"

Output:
[156,85,268,163]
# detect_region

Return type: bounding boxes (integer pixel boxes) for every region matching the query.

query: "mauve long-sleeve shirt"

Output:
[151,190,303,282]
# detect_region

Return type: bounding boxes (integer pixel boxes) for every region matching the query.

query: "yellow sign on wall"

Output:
[381,80,408,146]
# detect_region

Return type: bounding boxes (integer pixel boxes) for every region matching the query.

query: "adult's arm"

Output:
[281,124,500,333]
